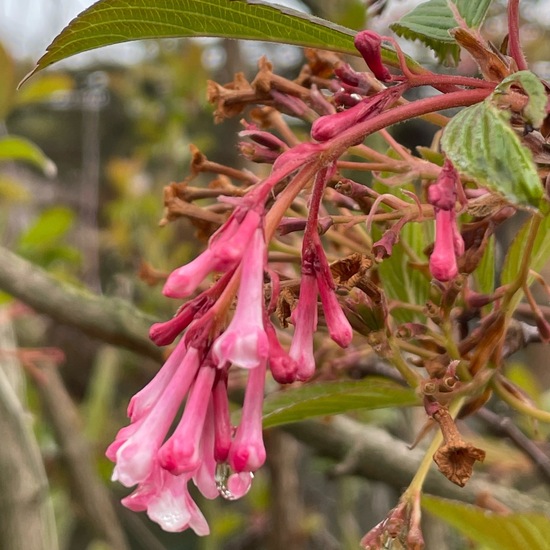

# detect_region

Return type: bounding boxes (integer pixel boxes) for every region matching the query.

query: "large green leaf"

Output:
[441,100,543,209]
[391,0,492,64]
[0,135,57,177]
[422,495,550,550]
[23,0,358,83]
[261,377,419,428]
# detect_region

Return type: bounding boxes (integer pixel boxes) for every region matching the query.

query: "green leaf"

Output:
[501,213,550,310]
[261,377,419,429]
[494,71,548,129]
[0,135,57,177]
[422,495,550,550]
[18,207,75,250]
[391,0,492,64]
[474,234,495,295]
[14,73,74,108]
[377,222,429,323]
[23,0,358,83]
[441,100,543,209]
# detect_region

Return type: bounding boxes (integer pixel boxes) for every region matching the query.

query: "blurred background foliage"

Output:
[1,1,550,549]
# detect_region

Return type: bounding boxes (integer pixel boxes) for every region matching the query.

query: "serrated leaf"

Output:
[441,100,543,209]
[391,0,492,64]
[422,495,550,550]
[494,71,547,128]
[261,377,418,428]
[0,135,57,177]
[501,213,550,310]
[23,0,358,83]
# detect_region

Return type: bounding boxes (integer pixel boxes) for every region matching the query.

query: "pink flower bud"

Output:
[289,272,318,381]
[354,30,392,82]
[158,366,216,475]
[229,360,267,473]
[430,209,459,282]
[212,226,269,369]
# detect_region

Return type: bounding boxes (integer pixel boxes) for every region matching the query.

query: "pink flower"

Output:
[191,401,219,499]
[126,336,188,421]
[212,225,269,369]
[265,320,300,383]
[430,209,459,282]
[158,365,216,475]
[229,359,267,472]
[212,371,232,463]
[122,462,210,535]
[311,89,401,142]
[163,209,261,298]
[289,271,318,381]
[354,30,392,82]
[312,241,353,348]
[428,160,464,282]
[108,346,201,487]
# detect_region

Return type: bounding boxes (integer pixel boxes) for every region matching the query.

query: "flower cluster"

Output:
[106,20,549,546]
[106,148,353,534]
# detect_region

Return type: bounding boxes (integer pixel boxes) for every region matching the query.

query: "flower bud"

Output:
[354,30,392,82]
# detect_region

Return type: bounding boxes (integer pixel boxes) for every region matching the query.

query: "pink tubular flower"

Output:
[212,371,232,463]
[311,87,402,142]
[430,209,459,282]
[428,159,464,282]
[158,365,217,475]
[126,336,188,422]
[229,359,267,473]
[108,346,202,488]
[265,320,300,383]
[289,271,318,381]
[354,30,392,82]
[212,225,269,369]
[312,241,353,348]
[163,208,261,298]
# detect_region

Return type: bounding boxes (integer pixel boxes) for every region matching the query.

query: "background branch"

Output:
[0,245,161,362]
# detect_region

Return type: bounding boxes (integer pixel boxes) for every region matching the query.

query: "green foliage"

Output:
[474,234,495,295]
[376,221,430,323]
[261,378,418,428]
[23,0,358,83]
[441,97,543,210]
[17,206,81,269]
[494,71,548,129]
[0,135,56,177]
[391,0,492,64]
[14,73,74,108]
[422,495,550,550]
[501,213,550,309]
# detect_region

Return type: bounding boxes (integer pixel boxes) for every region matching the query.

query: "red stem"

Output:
[508,0,529,71]
[329,88,492,157]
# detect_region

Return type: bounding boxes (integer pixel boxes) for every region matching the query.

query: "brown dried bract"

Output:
[451,28,516,82]
[431,406,486,487]
[138,261,168,287]
[329,253,372,288]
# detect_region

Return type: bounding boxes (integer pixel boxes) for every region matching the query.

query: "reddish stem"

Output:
[508,0,529,71]
[329,88,491,157]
